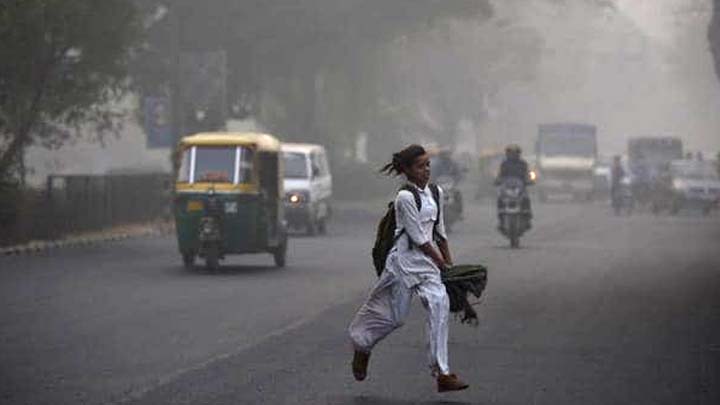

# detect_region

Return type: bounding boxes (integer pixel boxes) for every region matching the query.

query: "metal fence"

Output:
[0,173,172,247]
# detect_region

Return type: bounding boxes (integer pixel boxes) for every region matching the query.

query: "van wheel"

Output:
[273,238,287,267]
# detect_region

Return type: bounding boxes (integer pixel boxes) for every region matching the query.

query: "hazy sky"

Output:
[615,0,710,43]
[474,0,720,156]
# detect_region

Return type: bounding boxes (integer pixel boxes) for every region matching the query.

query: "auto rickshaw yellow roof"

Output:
[179,132,281,151]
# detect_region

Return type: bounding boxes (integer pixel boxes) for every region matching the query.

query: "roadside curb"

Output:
[0,222,175,257]
[1,202,379,257]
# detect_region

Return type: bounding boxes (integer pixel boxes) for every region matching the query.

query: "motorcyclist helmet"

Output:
[505,144,522,158]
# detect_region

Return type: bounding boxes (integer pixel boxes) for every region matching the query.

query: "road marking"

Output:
[110,296,360,404]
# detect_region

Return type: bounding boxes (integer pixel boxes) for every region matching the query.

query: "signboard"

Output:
[144,96,173,148]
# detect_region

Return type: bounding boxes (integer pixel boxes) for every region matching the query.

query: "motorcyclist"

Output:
[610,155,626,213]
[495,144,533,226]
[610,155,625,197]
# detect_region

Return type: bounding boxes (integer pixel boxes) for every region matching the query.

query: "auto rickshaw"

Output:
[174,132,288,269]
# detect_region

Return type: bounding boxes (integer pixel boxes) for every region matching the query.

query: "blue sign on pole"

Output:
[144,96,173,148]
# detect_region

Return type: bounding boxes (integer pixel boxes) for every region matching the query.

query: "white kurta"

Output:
[349,183,451,376]
[391,185,448,288]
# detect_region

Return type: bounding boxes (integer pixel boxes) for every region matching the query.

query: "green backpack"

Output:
[371,184,441,277]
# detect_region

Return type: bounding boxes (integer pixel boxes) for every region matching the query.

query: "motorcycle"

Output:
[435,175,463,233]
[496,177,532,249]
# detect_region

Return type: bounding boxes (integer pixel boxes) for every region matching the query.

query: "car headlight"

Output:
[672,180,688,193]
[286,190,309,205]
[529,170,537,182]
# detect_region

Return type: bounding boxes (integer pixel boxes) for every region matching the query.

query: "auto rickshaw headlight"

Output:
[529,170,538,182]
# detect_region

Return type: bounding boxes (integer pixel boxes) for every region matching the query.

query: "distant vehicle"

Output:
[666,160,720,215]
[281,143,333,235]
[627,137,683,207]
[535,123,598,202]
[496,177,532,248]
[628,137,683,170]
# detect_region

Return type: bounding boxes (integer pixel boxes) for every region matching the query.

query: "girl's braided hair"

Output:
[379,144,426,176]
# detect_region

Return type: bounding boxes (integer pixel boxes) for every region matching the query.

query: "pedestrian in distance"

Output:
[348,144,469,393]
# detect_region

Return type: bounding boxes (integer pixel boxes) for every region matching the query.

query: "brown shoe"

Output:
[352,350,370,381]
[437,373,469,393]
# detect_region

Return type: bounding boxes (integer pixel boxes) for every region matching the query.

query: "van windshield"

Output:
[283,152,309,179]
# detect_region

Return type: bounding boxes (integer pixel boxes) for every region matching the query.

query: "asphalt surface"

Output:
[1,200,719,404]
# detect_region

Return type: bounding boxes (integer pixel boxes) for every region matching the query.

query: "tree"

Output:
[0,0,140,180]
[130,0,492,151]
[709,0,720,84]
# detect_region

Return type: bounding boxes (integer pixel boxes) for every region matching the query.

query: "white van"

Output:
[281,143,333,235]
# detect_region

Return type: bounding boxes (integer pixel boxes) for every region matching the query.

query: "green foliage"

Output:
[0,0,140,178]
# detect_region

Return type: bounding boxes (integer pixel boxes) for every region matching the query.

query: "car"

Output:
[667,160,720,215]
[281,143,333,235]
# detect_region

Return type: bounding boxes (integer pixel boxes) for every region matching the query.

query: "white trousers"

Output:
[348,269,450,375]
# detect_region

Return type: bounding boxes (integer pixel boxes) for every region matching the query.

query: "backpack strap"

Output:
[397,183,446,247]
[428,183,446,242]
[400,184,422,211]
[429,183,440,218]
[396,184,423,249]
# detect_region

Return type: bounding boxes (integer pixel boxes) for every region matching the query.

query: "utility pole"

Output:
[170,3,186,174]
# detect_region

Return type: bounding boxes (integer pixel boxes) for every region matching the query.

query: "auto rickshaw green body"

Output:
[173,132,287,268]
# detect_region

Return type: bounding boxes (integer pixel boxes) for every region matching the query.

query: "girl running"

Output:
[348,144,469,392]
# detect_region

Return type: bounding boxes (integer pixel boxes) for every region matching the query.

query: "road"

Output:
[1,201,719,404]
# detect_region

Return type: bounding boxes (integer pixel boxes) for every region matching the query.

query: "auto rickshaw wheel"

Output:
[306,219,318,236]
[182,252,195,268]
[317,218,327,235]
